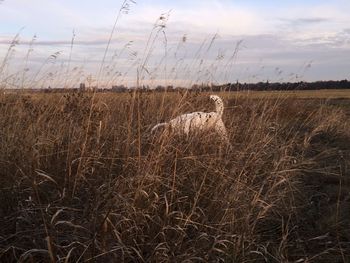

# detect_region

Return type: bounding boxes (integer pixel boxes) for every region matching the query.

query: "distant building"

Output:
[112,85,127,93]
[79,83,86,91]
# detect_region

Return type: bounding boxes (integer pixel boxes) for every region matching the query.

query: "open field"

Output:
[9,88,350,99]
[0,90,349,262]
[238,90,350,99]
[230,89,350,99]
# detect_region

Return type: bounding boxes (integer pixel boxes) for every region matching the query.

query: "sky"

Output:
[1,0,350,88]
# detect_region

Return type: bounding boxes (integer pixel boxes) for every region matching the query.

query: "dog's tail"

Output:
[210,95,224,117]
[151,122,168,133]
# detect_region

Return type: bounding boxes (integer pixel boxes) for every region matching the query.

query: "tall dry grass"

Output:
[0,90,349,262]
[0,2,349,261]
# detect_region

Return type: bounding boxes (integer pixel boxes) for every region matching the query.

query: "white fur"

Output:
[151,95,229,143]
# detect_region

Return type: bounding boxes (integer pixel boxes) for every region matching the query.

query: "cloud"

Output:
[0,39,105,46]
[1,0,350,87]
[278,17,330,26]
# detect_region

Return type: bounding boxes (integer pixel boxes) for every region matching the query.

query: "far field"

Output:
[234,89,350,99]
[0,89,349,262]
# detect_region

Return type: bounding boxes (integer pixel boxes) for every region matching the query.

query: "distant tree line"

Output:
[192,80,350,92]
[111,80,350,92]
[17,79,350,93]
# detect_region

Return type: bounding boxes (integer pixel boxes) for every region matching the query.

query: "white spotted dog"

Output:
[151,95,230,144]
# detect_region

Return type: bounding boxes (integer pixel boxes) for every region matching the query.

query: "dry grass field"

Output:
[0,90,349,262]
[230,89,350,99]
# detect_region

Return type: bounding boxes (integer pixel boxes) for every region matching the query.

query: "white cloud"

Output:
[1,0,350,87]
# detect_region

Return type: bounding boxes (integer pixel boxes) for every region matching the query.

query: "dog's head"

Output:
[209,94,221,103]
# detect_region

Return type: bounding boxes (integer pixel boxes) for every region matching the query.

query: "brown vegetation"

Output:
[0,91,349,262]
